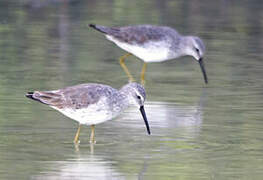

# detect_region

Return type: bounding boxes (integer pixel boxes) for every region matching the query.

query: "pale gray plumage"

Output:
[90,24,208,84]
[28,83,120,110]
[26,82,151,140]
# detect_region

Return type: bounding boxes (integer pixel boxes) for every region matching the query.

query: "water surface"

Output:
[1,0,263,179]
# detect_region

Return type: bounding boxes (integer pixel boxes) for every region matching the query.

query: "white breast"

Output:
[106,35,173,63]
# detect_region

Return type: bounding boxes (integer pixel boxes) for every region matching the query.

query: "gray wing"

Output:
[90,24,179,45]
[27,84,107,109]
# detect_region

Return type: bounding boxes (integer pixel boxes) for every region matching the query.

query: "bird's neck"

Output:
[119,86,133,107]
[179,36,193,56]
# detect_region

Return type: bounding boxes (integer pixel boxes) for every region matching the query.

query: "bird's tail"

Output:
[25,91,50,105]
[89,24,120,35]
[89,24,108,34]
[25,92,35,100]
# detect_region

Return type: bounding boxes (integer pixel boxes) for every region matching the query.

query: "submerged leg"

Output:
[140,63,147,86]
[90,125,96,144]
[74,124,81,144]
[119,53,135,82]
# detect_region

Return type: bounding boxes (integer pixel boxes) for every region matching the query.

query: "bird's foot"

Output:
[74,140,80,144]
[89,140,96,144]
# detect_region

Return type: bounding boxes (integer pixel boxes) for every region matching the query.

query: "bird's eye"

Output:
[137,95,141,100]
[195,48,199,53]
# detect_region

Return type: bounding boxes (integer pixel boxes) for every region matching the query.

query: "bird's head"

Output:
[120,83,150,134]
[184,36,208,84]
[184,36,205,60]
[121,83,146,107]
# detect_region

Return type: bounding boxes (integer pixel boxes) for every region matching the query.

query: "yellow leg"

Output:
[119,53,135,82]
[74,124,81,144]
[140,63,147,86]
[90,125,96,144]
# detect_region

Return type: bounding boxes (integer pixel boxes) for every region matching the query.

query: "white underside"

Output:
[106,35,174,63]
[51,98,121,125]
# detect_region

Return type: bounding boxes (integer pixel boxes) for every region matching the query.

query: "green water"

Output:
[1,0,263,179]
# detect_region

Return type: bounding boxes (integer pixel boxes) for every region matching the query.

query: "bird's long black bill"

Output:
[199,58,208,84]
[139,106,151,135]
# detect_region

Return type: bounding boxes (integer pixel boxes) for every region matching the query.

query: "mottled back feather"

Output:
[28,84,109,109]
